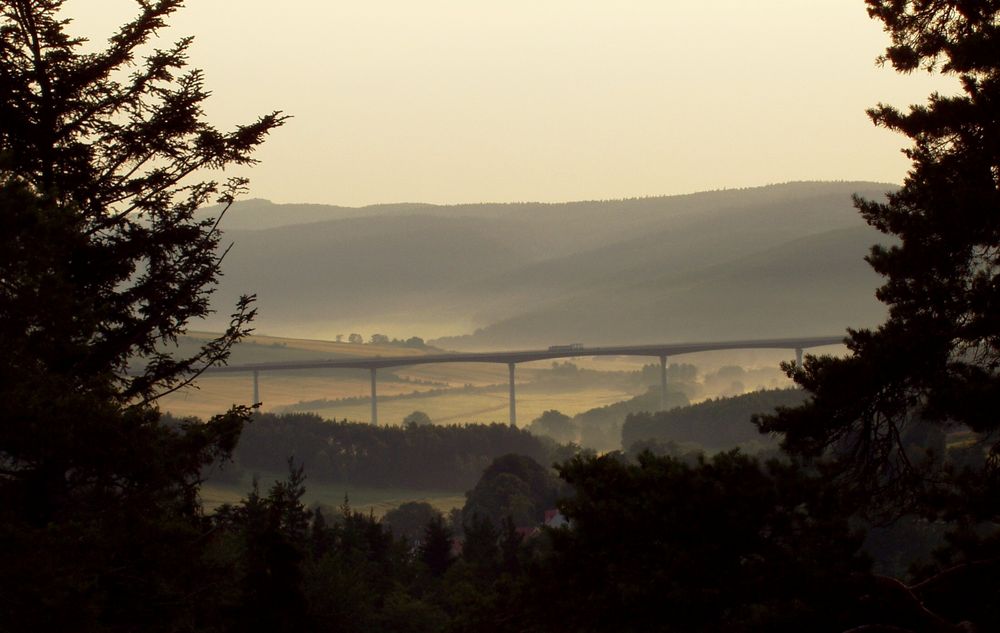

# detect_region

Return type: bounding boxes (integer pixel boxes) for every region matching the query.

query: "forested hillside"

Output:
[621,388,808,452]
[204,182,893,344]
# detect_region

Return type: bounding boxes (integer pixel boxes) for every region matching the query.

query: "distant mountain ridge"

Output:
[202,181,896,346]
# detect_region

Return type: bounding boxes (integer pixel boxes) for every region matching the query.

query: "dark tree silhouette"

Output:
[462,454,562,528]
[514,452,869,633]
[757,0,1000,519]
[419,515,454,577]
[0,1,283,629]
[461,512,500,574]
[756,3,1000,629]
[384,500,442,542]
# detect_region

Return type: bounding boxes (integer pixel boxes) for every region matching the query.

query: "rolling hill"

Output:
[199,181,895,346]
[443,225,887,347]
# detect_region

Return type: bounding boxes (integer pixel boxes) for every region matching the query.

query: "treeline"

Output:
[621,388,807,452]
[187,459,573,632]
[331,333,428,347]
[229,413,573,490]
[183,448,986,632]
[572,387,688,450]
[525,386,690,452]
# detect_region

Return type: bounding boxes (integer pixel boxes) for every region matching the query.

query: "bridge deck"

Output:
[203,335,845,374]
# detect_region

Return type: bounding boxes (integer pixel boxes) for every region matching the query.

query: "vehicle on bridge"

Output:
[548,343,584,352]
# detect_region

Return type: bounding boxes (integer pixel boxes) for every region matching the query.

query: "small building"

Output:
[543,508,569,529]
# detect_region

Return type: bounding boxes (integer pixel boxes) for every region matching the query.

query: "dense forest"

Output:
[208,386,800,493]
[4,1,1000,632]
[620,388,806,452]
[221,413,573,491]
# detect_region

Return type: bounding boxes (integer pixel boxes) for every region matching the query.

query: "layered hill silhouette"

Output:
[202,182,894,347]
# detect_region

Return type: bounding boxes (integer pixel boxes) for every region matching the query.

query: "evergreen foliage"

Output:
[0,1,282,628]
[755,1,1000,628]
[515,452,871,633]
[7,1,1000,630]
[419,515,454,577]
[757,0,1000,520]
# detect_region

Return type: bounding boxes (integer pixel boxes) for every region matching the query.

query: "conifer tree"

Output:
[420,515,455,577]
[758,0,1000,519]
[0,1,284,628]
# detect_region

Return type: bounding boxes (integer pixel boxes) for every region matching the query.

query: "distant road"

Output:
[203,335,845,373]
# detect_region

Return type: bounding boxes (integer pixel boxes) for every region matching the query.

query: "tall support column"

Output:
[370,367,378,426]
[659,355,668,411]
[795,347,803,368]
[508,362,517,427]
[252,370,260,406]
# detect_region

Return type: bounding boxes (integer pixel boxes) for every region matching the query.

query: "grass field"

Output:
[161,371,447,420]
[164,373,639,425]
[200,471,466,518]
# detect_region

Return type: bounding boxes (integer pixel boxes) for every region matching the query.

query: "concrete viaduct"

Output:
[200,335,844,426]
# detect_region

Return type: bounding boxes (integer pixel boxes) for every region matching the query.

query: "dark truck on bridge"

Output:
[548,344,584,352]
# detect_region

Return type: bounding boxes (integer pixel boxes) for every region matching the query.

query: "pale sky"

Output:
[66,1,956,207]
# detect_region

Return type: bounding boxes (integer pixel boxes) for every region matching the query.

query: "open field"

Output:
[164,372,640,425]
[200,471,466,517]
[161,371,449,420]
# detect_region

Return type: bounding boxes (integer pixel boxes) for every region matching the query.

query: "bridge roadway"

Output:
[201,335,844,426]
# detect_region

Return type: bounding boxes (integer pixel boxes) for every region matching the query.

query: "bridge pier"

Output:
[659,355,668,411]
[508,362,517,427]
[795,347,803,368]
[252,370,260,406]
[370,368,378,425]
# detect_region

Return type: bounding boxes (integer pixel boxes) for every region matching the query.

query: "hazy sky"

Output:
[66,1,956,207]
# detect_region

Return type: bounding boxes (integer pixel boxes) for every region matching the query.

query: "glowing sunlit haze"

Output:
[67,0,954,207]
